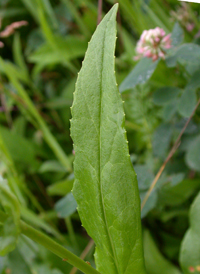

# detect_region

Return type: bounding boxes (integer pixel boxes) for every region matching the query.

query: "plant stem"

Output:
[70,239,95,274]
[65,217,78,248]
[0,210,100,274]
[97,0,103,25]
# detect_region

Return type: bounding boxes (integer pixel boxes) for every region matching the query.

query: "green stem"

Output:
[0,211,100,274]
[65,217,78,248]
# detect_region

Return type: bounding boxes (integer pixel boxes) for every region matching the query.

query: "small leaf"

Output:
[186,68,200,91]
[180,192,200,274]
[7,248,32,274]
[178,88,197,118]
[186,135,200,172]
[171,22,184,47]
[141,190,157,219]
[0,177,21,256]
[39,160,67,173]
[0,256,6,272]
[153,124,172,160]
[55,193,77,218]
[29,36,87,66]
[162,101,178,122]
[119,58,159,93]
[166,44,200,68]
[153,87,181,106]
[71,4,146,274]
[0,126,38,169]
[158,179,200,207]
[13,33,29,78]
[47,177,74,196]
[135,165,157,218]
[144,230,181,274]
[135,165,154,191]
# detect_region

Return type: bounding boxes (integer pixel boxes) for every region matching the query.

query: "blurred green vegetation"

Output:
[0,0,200,273]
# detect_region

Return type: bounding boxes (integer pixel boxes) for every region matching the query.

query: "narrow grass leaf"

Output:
[0,177,21,256]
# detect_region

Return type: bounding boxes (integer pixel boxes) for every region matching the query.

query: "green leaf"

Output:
[47,177,74,196]
[153,124,172,160]
[135,165,154,191]
[144,230,181,274]
[13,33,29,80]
[71,4,146,274]
[29,36,87,67]
[39,160,67,173]
[178,88,197,118]
[186,68,200,91]
[36,265,64,274]
[55,193,77,218]
[60,0,90,38]
[153,87,181,106]
[20,207,61,239]
[171,22,184,47]
[166,44,200,68]
[0,256,6,272]
[0,177,21,256]
[158,178,200,207]
[0,7,26,18]
[162,101,178,122]
[7,248,32,274]
[186,135,200,172]
[180,192,200,274]
[141,190,157,219]
[0,59,72,172]
[120,58,159,93]
[0,126,38,169]
[135,165,157,218]
[20,0,39,23]
[0,60,29,84]
[41,0,59,30]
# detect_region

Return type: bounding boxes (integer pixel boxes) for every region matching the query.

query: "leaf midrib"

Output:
[98,14,120,274]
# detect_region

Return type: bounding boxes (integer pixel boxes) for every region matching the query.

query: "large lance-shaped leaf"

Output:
[180,191,200,274]
[71,4,146,274]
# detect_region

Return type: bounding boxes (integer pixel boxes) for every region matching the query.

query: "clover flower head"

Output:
[170,3,195,32]
[134,27,172,62]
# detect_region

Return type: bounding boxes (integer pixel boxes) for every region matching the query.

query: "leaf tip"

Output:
[112,2,119,11]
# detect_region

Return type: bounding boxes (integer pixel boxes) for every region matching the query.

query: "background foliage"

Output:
[0,0,200,273]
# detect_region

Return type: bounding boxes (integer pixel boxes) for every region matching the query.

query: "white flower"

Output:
[134,27,172,62]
